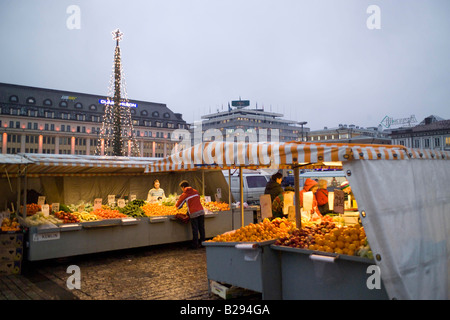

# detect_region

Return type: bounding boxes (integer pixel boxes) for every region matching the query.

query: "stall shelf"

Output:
[271,245,389,300]
[203,240,281,300]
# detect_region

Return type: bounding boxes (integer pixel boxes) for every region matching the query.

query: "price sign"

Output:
[216,188,222,199]
[94,198,102,210]
[130,195,136,201]
[37,196,46,206]
[108,195,116,206]
[41,204,50,217]
[117,199,126,208]
[333,189,345,214]
[51,203,60,213]
[204,196,211,203]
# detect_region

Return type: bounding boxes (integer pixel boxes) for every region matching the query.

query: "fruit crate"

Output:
[203,240,281,300]
[270,245,389,300]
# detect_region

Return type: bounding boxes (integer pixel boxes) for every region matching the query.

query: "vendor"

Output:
[316,179,329,215]
[264,172,284,202]
[340,180,353,200]
[147,179,166,202]
[299,178,322,217]
[272,186,295,219]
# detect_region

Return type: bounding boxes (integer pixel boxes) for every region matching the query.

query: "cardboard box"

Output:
[0,247,23,261]
[210,280,251,300]
[0,233,24,248]
[0,260,22,275]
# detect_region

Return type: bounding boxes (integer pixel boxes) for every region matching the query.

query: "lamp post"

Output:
[298,121,307,142]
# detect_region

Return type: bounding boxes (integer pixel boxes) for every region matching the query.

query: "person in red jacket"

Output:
[316,179,330,215]
[176,180,205,249]
[299,178,322,217]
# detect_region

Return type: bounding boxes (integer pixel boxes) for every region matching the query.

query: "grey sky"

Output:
[1,0,449,130]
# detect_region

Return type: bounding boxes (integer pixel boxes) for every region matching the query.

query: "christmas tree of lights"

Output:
[95,29,140,157]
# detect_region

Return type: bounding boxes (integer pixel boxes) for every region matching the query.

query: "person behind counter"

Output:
[147,179,166,202]
[264,172,284,202]
[176,180,205,249]
[316,179,330,215]
[340,180,355,205]
[299,178,322,217]
[272,186,295,219]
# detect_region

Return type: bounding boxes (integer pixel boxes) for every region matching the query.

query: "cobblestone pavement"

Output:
[18,241,261,300]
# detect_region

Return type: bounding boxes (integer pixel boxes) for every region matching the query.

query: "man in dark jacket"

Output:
[176,180,205,249]
[264,172,284,202]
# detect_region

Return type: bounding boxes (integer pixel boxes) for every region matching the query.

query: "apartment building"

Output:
[0,83,188,157]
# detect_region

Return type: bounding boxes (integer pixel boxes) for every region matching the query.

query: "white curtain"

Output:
[343,159,450,300]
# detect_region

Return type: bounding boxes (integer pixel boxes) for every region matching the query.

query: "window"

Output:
[59,101,68,108]
[89,104,97,110]
[45,111,54,118]
[28,109,38,117]
[424,138,430,148]
[144,120,151,127]
[152,111,159,117]
[140,110,148,116]
[246,176,268,188]
[74,102,83,109]
[435,137,441,147]
[44,99,52,106]
[163,112,170,118]
[9,95,19,103]
[26,97,36,104]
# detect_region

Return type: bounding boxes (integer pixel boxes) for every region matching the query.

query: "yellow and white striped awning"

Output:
[0,153,156,178]
[148,141,417,173]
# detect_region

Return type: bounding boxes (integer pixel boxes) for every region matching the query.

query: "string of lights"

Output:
[95,29,140,157]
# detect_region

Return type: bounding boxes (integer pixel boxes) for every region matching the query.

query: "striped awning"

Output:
[148,141,413,173]
[0,153,157,178]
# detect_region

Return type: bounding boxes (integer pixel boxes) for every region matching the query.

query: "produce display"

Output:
[209,218,295,242]
[72,211,99,222]
[119,200,146,217]
[275,221,370,257]
[16,195,231,227]
[92,208,127,219]
[23,212,63,226]
[142,202,187,216]
[53,211,81,223]
[1,217,21,232]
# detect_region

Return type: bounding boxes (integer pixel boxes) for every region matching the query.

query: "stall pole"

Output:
[293,165,301,228]
[202,170,205,196]
[22,165,28,219]
[16,165,21,216]
[228,169,233,229]
[239,167,244,228]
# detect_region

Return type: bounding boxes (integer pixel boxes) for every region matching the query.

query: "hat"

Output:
[303,178,318,191]
[340,181,350,190]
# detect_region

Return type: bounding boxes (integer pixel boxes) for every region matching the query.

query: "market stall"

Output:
[148,141,450,300]
[0,153,234,261]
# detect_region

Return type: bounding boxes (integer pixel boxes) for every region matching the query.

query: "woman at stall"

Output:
[272,186,295,219]
[299,178,322,217]
[147,179,166,202]
[316,179,330,215]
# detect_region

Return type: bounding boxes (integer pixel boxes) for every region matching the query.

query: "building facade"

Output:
[0,83,188,157]
[306,124,391,144]
[390,115,450,151]
[192,101,308,144]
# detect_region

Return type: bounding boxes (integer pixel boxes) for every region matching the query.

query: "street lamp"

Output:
[298,121,307,142]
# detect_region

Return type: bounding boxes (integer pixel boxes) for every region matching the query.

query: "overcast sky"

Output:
[1,0,449,130]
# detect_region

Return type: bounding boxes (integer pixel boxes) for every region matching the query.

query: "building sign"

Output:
[380,115,417,128]
[98,99,138,108]
[61,95,77,101]
[231,100,250,107]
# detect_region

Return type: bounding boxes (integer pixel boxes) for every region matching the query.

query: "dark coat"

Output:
[264,179,284,202]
